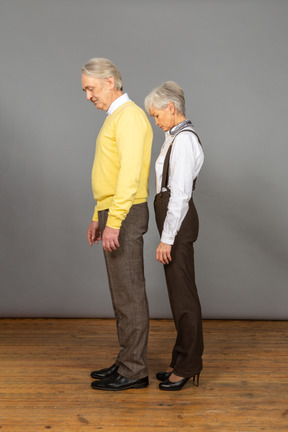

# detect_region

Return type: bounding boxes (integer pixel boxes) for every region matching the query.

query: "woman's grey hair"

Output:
[82,57,123,91]
[144,81,185,116]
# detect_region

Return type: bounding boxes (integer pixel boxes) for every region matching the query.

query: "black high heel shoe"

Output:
[159,372,200,391]
[156,371,172,381]
[193,372,200,387]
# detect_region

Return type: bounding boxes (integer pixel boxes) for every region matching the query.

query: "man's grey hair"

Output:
[144,81,185,116]
[82,57,123,91]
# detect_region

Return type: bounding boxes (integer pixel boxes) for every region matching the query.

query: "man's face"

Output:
[81,74,112,111]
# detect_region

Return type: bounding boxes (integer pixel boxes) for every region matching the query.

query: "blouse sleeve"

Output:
[160,131,204,244]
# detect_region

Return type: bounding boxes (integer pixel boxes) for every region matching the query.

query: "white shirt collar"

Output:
[106,93,131,116]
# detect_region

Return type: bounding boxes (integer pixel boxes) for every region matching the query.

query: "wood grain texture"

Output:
[0,319,287,431]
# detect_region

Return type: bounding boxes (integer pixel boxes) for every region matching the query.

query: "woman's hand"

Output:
[156,242,172,264]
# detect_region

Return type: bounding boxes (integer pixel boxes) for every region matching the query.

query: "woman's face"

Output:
[150,104,175,132]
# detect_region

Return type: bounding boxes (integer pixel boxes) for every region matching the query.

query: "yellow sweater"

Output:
[91,101,153,229]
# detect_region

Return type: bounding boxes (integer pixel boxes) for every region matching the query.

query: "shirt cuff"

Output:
[160,231,175,245]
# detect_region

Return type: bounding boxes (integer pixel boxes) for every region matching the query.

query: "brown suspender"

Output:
[161,129,202,192]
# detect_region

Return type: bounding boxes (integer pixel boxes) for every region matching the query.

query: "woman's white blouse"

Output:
[155,127,204,245]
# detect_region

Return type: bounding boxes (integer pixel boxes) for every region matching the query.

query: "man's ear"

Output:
[106,76,116,89]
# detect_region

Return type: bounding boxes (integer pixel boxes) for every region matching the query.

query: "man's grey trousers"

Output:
[98,202,149,379]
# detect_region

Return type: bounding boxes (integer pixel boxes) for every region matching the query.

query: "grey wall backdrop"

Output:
[0,0,287,319]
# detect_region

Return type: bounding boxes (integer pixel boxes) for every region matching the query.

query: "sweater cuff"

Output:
[160,231,175,245]
[92,206,98,222]
[106,214,122,230]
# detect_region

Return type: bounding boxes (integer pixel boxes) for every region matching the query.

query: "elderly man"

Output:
[81,58,153,391]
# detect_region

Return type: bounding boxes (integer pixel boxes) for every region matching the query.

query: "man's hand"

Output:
[156,242,172,265]
[87,221,101,246]
[102,226,120,252]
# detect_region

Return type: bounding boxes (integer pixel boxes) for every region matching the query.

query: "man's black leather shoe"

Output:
[91,372,149,391]
[90,363,119,379]
[156,371,172,381]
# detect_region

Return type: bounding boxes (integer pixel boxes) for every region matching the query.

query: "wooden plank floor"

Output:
[0,319,287,432]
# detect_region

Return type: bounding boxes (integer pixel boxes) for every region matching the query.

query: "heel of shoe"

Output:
[193,373,200,387]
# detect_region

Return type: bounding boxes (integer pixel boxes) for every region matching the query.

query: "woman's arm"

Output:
[161,131,204,245]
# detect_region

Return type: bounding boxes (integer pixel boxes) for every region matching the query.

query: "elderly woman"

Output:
[145,82,204,391]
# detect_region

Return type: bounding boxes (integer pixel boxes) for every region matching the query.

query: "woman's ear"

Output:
[167,102,175,115]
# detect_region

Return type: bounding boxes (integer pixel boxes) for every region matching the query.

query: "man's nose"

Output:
[86,91,92,101]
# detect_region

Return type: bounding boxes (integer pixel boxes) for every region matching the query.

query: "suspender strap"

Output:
[161,145,173,190]
[161,129,202,191]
